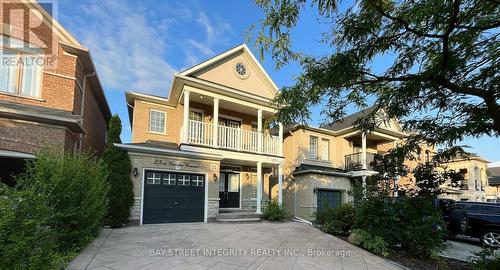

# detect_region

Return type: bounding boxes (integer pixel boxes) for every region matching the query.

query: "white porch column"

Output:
[361,131,367,169]
[212,98,219,147]
[362,176,367,196]
[256,161,263,214]
[278,122,283,156]
[183,90,190,143]
[278,164,283,205]
[257,109,263,153]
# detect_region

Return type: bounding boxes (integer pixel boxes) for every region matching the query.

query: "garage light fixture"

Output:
[213,173,218,181]
[133,168,138,177]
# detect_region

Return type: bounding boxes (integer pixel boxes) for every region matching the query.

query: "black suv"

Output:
[453,201,500,248]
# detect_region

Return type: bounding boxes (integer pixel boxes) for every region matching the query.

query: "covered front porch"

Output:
[216,158,284,216]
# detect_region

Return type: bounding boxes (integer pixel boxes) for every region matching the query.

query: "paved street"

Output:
[66,221,405,270]
[440,238,483,262]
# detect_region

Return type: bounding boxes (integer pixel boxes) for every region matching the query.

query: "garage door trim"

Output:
[140,167,208,225]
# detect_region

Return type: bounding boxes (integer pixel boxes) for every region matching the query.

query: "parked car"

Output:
[453,202,500,248]
[435,198,468,236]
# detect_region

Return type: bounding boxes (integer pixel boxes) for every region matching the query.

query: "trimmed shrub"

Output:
[353,192,445,257]
[349,229,390,257]
[0,184,62,270]
[15,149,109,251]
[316,203,354,236]
[102,115,133,228]
[262,200,288,221]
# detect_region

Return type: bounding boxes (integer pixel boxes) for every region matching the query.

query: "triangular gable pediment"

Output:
[375,109,404,133]
[180,44,278,100]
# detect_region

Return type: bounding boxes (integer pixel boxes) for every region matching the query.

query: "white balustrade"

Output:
[187,120,280,155]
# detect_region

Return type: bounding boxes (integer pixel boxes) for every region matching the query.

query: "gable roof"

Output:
[24,0,83,48]
[321,107,377,131]
[179,43,279,96]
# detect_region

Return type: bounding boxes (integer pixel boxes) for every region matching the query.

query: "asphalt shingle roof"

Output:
[321,106,377,131]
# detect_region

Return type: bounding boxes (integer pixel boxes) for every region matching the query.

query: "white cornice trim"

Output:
[114,143,224,161]
[180,144,284,164]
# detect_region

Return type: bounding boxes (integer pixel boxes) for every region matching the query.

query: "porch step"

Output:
[215,209,262,222]
[215,217,262,223]
[218,209,255,214]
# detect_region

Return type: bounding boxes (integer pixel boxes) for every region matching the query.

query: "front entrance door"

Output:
[219,172,240,208]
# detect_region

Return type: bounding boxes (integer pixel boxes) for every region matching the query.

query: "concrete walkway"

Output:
[66,221,405,270]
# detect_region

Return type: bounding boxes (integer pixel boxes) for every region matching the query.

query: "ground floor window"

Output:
[317,190,342,212]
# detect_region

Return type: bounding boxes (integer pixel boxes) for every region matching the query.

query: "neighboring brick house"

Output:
[0,0,111,185]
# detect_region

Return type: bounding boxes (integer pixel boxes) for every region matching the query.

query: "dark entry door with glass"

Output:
[317,190,342,212]
[219,172,240,208]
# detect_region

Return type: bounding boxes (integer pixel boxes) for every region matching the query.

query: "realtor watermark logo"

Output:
[1,0,59,68]
[149,248,351,258]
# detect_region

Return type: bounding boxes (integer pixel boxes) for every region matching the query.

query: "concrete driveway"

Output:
[67,221,405,270]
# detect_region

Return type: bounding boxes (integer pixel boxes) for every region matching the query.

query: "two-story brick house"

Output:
[0,0,111,185]
[282,108,407,220]
[117,44,284,224]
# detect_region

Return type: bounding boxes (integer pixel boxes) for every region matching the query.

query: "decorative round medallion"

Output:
[234,62,250,79]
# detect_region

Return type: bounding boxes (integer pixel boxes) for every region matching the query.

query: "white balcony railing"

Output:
[187,120,281,156]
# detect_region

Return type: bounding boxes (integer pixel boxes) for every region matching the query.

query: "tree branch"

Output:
[371,1,444,39]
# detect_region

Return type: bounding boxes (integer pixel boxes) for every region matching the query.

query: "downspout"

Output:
[288,130,297,218]
[76,72,96,154]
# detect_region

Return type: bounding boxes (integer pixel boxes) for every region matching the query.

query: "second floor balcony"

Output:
[345,152,375,171]
[180,88,283,156]
[186,119,281,156]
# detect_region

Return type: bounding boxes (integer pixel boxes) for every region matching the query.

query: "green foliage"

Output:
[102,115,133,228]
[4,148,110,269]
[470,247,500,270]
[316,203,355,236]
[353,192,446,257]
[0,184,62,270]
[350,229,390,257]
[262,199,288,221]
[16,149,109,251]
[255,0,500,139]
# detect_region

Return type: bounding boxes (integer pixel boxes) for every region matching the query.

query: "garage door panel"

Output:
[143,170,205,224]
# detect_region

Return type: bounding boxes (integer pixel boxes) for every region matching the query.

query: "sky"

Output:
[55,0,499,163]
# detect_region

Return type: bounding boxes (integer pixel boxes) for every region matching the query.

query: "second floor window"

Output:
[321,139,330,161]
[310,136,318,160]
[189,110,203,122]
[0,50,42,97]
[149,109,166,133]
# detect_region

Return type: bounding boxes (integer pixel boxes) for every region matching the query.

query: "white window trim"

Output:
[178,174,191,186]
[0,47,43,99]
[189,108,205,122]
[219,114,242,122]
[309,136,318,160]
[148,109,166,134]
[321,138,330,161]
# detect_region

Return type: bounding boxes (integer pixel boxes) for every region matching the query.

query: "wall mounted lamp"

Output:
[133,168,138,177]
